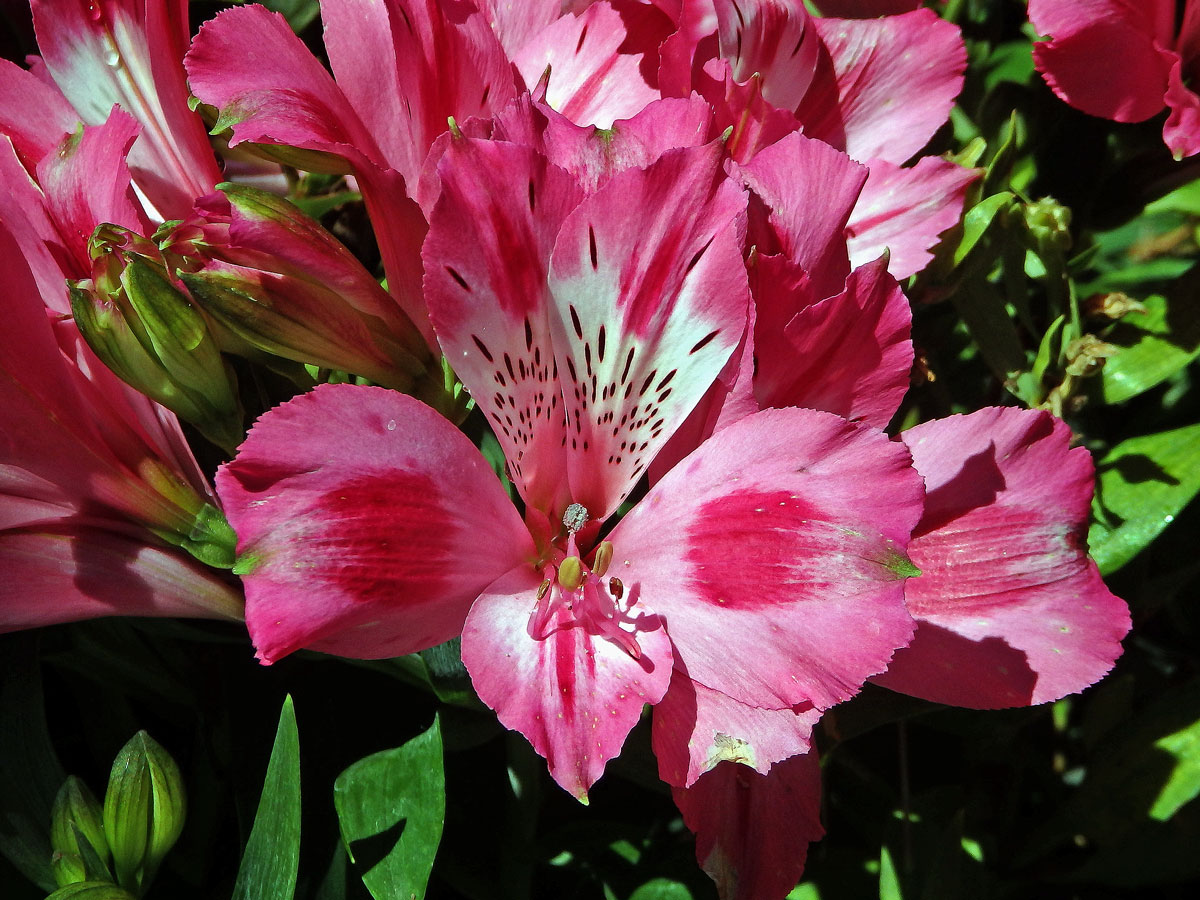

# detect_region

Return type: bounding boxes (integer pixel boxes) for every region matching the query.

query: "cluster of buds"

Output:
[69,184,455,455]
[49,733,186,899]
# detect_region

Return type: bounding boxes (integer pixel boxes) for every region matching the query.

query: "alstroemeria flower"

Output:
[0,214,242,634]
[217,101,925,799]
[19,0,223,218]
[185,0,522,347]
[505,0,977,278]
[1029,0,1200,159]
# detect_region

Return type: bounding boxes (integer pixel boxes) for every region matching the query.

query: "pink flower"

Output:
[1029,0,1200,159]
[17,0,223,218]
[216,100,926,800]
[0,213,242,633]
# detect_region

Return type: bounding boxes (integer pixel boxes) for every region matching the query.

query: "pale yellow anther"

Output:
[535,579,551,602]
[558,556,584,591]
[593,541,613,577]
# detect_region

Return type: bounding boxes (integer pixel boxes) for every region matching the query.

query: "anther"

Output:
[593,541,613,577]
[558,556,584,591]
[608,577,624,600]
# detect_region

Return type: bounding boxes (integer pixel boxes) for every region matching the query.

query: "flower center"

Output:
[525,505,641,658]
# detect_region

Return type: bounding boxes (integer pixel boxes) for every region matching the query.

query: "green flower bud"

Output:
[1023,196,1072,256]
[45,883,139,900]
[51,777,111,882]
[102,732,186,896]
[51,851,88,888]
[69,224,243,453]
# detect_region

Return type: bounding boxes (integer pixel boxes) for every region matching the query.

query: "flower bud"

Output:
[45,883,140,900]
[51,851,88,888]
[1023,197,1072,256]
[102,732,186,896]
[176,185,440,397]
[51,777,111,882]
[70,224,243,453]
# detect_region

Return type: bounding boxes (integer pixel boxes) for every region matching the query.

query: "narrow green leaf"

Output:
[1098,293,1200,404]
[953,192,1013,267]
[1089,423,1200,574]
[0,635,67,891]
[334,717,445,900]
[232,696,301,900]
[44,883,138,900]
[953,280,1028,388]
[879,845,903,900]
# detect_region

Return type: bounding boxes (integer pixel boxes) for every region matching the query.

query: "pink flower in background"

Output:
[1029,0,1200,159]
[7,0,224,218]
[217,104,926,800]
[0,213,242,633]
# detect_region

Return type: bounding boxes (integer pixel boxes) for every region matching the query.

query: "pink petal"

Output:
[694,58,802,164]
[1164,56,1200,159]
[184,5,381,170]
[738,130,864,299]
[31,0,221,217]
[34,109,150,272]
[0,137,77,309]
[713,0,821,112]
[673,752,824,900]
[608,406,923,711]
[1029,0,1174,123]
[322,0,517,191]
[514,1,671,128]
[491,93,713,194]
[812,0,922,14]
[0,57,78,171]
[846,154,978,280]
[215,383,533,664]
[653,668,820,787]
[0,529,243,634]
[873,407,1131,708]
[423,136,586,515]
[548,140,750,519]
[755,254,913,428]
[461,564,673,800]
[474,0,563,57]
[809,10,966,165]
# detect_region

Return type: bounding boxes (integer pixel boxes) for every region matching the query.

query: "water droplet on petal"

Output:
[386,419,396,431]
[104,48,121,67]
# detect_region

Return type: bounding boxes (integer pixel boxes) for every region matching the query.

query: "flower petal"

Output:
[548,140,750,518]
[514,1,671,128]
[809,10,966,165]
[0,528,243,634]
[873,407,1131,708]
[754,254,913,429]
[461,563,673,800]
[608,406,923,711]
[216,383,533,663]
[673,752,824,900]
[424,135,586,515]
[653,667,820,787]
[846,154,978,280]
[738,130,864,299]
[322,0,517,190]
[0,57,78,171]
[1029,0,1174,124]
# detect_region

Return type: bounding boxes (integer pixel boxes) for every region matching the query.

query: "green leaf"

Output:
[952,192,1013,268]
[1098,292,1200,404]
[628,878,693,900]
[0,635,67,891]
[232,696,301,900]
[1150,716,1200,821]
[879,845,903,900]
[334,717,445,900]
[952,280,1028,389]
[1089,423,1200,574]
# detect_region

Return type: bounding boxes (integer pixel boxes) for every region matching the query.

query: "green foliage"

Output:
[231,697,301,900]
[333,717,445,900]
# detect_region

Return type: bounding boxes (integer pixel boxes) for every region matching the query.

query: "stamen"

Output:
[608,576,624,601]
[558,556,584,591]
